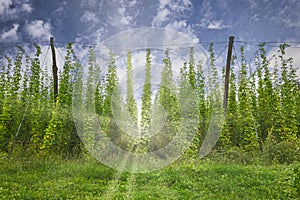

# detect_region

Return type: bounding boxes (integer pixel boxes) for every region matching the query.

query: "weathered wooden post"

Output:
[50,37,58,104]
[223,36,234,116]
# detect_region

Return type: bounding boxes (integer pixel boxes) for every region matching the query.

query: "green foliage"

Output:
[95,81,105,116]
[141,49,152,134]
[103,50,119,117]
[261,135,300,164]
[188,47,196,89]
[125,50,138,125]
[85,47,98,112]
[196,59,208,146]
[220,59,238,149]
[294,166,300,196]
[101,50,125,148]
[29,43,42,98]
[237,46,257,149]
[255,43,274,142]
[42,43,81,156]
[278,44,299,141]
[0,56,13,152]
[182,47,206,156]
[0,41,299,162]
[207,43,222,116]
[58,43,75,107]
[150,49,180,151]
[11,46,24,98]
[138,49,152,152]
[202,43,223,154]
[41,107,62,152]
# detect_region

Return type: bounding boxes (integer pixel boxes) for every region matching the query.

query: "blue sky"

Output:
[0,0,300,78]
[1,0,300,43]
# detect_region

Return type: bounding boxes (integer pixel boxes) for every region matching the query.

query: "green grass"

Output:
[0,154,299,199]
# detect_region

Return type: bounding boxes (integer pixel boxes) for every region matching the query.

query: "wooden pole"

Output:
[50,37,58,104]
[223,36,234,116]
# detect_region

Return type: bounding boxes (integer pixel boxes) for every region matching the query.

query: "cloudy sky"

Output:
[1,0,300,43]
[1,0,300,78]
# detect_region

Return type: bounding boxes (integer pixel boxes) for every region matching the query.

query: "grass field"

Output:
[0,154,299,200]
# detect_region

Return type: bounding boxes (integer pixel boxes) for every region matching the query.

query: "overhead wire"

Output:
[232,44,241,73]
[214,45,228,62]
[1,39,300,79]
[2,40,300,50]
[40,44,51,68]
[55,46,65,62]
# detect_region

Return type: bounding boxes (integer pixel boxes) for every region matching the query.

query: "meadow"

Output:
[1,152,299,199]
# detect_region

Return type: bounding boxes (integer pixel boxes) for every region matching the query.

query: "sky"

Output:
[0,0,300,79]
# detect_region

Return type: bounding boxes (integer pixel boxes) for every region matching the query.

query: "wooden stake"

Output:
[223,36,234,116]
[50,37,58,104]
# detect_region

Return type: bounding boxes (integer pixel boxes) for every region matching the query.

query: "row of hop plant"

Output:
[0,42,299,159]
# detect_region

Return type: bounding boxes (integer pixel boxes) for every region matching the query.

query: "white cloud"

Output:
[80,11,98,23]
[0,0,14,15]
[129,0,137,7]
[152,8,170,26]
[207,20,229,30]
[282,19,300,28]
[157,0,191,11]
[198,19,229,30]
[250,14,259,23]
[26,20,52,39]
[53,1,66,15]
[80,0,97,8]
[118,7,132,26]
[22,3,32,13]
[247,0,258,9]
[152,0,192,26]
[0,23,19,41]
[279,5,300,28]
[164,20,199,44]
[273,1,300,28]
[165,20,187,30]
[182,0,192,7]
[107,1,136,27]
[168,0,192,12]
[0,0,32,17]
